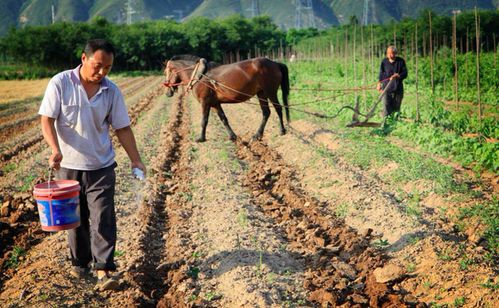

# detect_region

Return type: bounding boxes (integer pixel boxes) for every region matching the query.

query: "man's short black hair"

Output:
[84,39,115,57]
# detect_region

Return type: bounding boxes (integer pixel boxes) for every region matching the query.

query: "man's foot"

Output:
[95,270,120,291]
[69,266,91,279]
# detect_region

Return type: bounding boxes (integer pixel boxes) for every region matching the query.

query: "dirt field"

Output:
[0,77,497,307]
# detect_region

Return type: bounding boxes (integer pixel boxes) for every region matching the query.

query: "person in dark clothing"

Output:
[377,46,408,117]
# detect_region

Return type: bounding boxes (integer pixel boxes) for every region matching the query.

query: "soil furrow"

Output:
[0,115,38,141]
[235,137,422,307]
[121,94,193,307]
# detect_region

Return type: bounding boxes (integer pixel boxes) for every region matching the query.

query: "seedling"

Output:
[406,263,416,273]
[205,291,222,301]
[454,296,465,307]
[372,239,390,249]
[335,202,349,218]
[6,246,26,269]
[114,250,125,257]
[423,280,432,289]
[192,251,203,259]
[2,163,16,173]
[237,208,248,227]
[186,266,200,279]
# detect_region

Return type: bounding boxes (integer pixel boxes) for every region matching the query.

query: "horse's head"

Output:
[163,60,181,97]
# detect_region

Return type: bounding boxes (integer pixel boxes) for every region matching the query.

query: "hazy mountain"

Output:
[1,0,497,35]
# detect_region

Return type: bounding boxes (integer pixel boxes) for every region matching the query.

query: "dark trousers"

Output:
[56,162,117,271]
[382,92,403,117]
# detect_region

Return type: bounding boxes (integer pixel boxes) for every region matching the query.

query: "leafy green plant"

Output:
[453,296,465,307]
[6,246,26,269]
[372,239,390,249]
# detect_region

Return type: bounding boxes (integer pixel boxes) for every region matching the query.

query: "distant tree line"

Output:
[0,10,497,72]
[0,15,286,71]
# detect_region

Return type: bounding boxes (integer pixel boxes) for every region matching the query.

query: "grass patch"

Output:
[337,130,460,194]
[2,163,17,174]
[334,202,349,218]
[457,198,499,257]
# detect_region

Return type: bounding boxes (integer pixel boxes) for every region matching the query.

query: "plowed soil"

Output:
[0,78,497,308]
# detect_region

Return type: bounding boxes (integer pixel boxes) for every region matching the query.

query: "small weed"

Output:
[20,175,36,192]
[453,296,465,307]
[2,163,16,173]
[459,256,473,270]
[205,291,222,301]
[372,239,390,249]
[6,246,25,269]
[255,249,264,278]
[114,250,125,257]
[179,192,193,202]
[405,192,422,218]
[408,235,421,245]
[192,251,203,259]
[266,272,276,285]
[423,280,432,289]
[437,248,453,261]
[480,279,499,290]
[237,208,248,227]
[335,202,349,218]
[186,266,200,279]
[39,293,49,301]
[406,263,416,273]
[188,294,198,302]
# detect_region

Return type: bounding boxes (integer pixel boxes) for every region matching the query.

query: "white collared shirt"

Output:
[39,65,130,170]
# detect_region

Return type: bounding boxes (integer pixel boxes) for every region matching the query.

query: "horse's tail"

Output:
[278,62,290,123]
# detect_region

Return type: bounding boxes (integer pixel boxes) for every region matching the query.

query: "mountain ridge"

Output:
[1,0,497,36]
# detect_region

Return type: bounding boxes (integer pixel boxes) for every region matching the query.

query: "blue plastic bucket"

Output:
[33,180,81,232]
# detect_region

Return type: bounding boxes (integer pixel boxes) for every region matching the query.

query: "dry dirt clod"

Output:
[373,263,406,283]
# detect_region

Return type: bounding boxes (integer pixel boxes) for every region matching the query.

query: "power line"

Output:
[126,0,136,25]
[362,0,369,25]
[246,0,260,18]
[173,10,184,21]
[294,0,315,29]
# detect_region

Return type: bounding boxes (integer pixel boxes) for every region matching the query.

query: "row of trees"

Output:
[0,10,497,72]
[0,15,286,71]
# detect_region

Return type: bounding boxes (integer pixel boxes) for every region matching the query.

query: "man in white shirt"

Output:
[39,39,146,291]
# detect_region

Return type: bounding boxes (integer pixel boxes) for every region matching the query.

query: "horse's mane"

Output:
[170,54,200,62]
[169,54,220,71]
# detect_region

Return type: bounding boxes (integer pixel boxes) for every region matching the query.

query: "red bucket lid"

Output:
[33,180,80,196]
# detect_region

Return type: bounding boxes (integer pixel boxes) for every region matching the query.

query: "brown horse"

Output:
[163,55,290,142]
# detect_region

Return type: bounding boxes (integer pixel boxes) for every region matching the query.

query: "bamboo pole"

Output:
[393,24,397,48]
[415,22,420,122]
[453,12,459,109]
[370,24,375,81]
[354,23,358,106]
[361,25,367,107]
[344,27,349,103]
[475,7,482,121]
[429,11,434,94]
